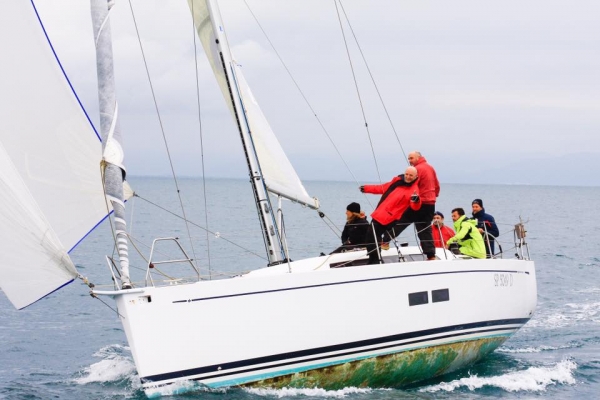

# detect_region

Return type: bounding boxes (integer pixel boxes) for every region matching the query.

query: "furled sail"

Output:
[188,0,319,209]
[0,1,108,309]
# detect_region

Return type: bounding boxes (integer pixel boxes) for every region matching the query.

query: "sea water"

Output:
[1,177,599,399]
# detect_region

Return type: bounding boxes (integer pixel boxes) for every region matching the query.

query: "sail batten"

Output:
[0,1,109,309]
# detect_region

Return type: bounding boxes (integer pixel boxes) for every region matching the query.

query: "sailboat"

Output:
[0,0,537,396]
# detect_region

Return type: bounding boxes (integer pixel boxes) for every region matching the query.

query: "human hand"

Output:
[359,185,365,193]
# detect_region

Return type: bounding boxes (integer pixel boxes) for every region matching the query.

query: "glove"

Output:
[410,193,420,203]
[359,185,365,193]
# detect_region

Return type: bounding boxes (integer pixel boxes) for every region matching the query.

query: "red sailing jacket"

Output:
[363,176,421,225]
[432,224,455,248]
[413,157,440,205]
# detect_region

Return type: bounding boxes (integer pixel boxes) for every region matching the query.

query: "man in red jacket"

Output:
[432,211,455,248]
[360,166,421,264]
[385,151,440,260]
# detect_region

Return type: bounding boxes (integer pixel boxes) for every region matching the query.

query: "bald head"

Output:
[407,151,422,166]
[404,166,418,183]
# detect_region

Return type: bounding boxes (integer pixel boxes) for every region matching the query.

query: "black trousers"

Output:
[384,203,436,258]
[365,220,396,264]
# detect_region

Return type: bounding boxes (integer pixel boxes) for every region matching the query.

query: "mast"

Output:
[90,0,132,287]
[200,0,286,265]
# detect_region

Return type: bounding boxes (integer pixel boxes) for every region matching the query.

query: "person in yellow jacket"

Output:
[446,208,486,259]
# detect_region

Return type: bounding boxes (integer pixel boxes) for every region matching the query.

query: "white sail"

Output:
[232,64,318,208]
[188,0,318,209]
[0,1,108,309]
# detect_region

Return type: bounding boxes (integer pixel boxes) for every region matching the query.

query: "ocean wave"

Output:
[244,386,375,398]
[574,287,600,294]
[420,359,576,393]
[73,344,138,385]
[144,381,228,398]
[526,301,600,329]
[498,344,578,353]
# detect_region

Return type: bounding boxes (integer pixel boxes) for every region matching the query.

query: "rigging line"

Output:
[241,0,374,210]
[334,0,382,184]
[134,193,268,261]
[190,0,212,279]
[126,0,199,269]
[338,2,407,161]
[318,211,343,238]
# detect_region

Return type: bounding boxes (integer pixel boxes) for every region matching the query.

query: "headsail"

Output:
[188,0,318,210]
[0,1,108,309]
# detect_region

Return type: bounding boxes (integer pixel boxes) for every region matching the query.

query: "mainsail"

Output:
[188,0,318,209]
[0,1,108,309]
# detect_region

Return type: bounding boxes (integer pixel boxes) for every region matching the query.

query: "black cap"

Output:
[472,199,483,208]
[346,202,360,214]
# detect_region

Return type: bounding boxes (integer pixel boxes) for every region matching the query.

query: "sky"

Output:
[33,0,600,186]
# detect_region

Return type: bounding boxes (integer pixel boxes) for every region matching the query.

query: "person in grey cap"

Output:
[471,199,499,257]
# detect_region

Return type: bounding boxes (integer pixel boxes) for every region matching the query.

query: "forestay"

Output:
[0,1,107,309]
[188,0,318,209]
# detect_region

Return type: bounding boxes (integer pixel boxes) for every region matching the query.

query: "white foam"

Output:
[498,344,574,353]
[420,359,577,393]
[245,386,375,398]
[144,380,228,398]
[526,301,600,329]
[74,344,137,385]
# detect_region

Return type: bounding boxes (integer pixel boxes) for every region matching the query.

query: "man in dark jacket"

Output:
[471,198,500,257]
[360,166,421,264]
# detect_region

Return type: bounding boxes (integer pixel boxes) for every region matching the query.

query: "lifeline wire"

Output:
[134,193,268,261]
[126,0,199,269]
[190,0,213,279]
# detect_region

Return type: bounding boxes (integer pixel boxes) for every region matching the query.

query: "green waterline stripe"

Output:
[183,332,510,388]
[208,333,509,387]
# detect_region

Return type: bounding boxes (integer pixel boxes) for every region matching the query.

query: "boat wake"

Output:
[498,343,581,353]
[526,301,600,329]
[420,359,576,393]
[244,387,376,398]
[73,344,138,386]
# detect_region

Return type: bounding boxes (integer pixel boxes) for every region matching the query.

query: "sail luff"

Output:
[0,1,111,309]
[90,0,131,286]
[188,0,286,264]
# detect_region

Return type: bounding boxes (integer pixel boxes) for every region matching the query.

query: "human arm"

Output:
[450,221,472,242]
[478,215,499,237]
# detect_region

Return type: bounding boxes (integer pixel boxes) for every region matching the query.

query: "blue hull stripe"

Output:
[142,317,529,383]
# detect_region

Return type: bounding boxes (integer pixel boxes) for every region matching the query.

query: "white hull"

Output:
[103,248,537,393]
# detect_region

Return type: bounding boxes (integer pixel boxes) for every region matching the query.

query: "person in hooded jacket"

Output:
[330,202,369,253]
[360,166,421,264]
[471,198,500,257]
[446,207,486,259]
